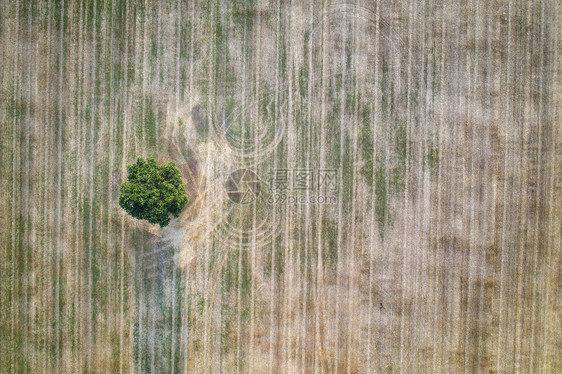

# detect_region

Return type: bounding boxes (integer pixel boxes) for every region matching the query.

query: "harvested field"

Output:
[0,0,560,373]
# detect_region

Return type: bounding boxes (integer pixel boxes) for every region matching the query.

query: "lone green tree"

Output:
[119,157,189,227]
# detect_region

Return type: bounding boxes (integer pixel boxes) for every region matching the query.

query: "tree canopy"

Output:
[118,157,189,227]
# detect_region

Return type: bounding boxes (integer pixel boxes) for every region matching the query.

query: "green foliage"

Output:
[118,158,189,227]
